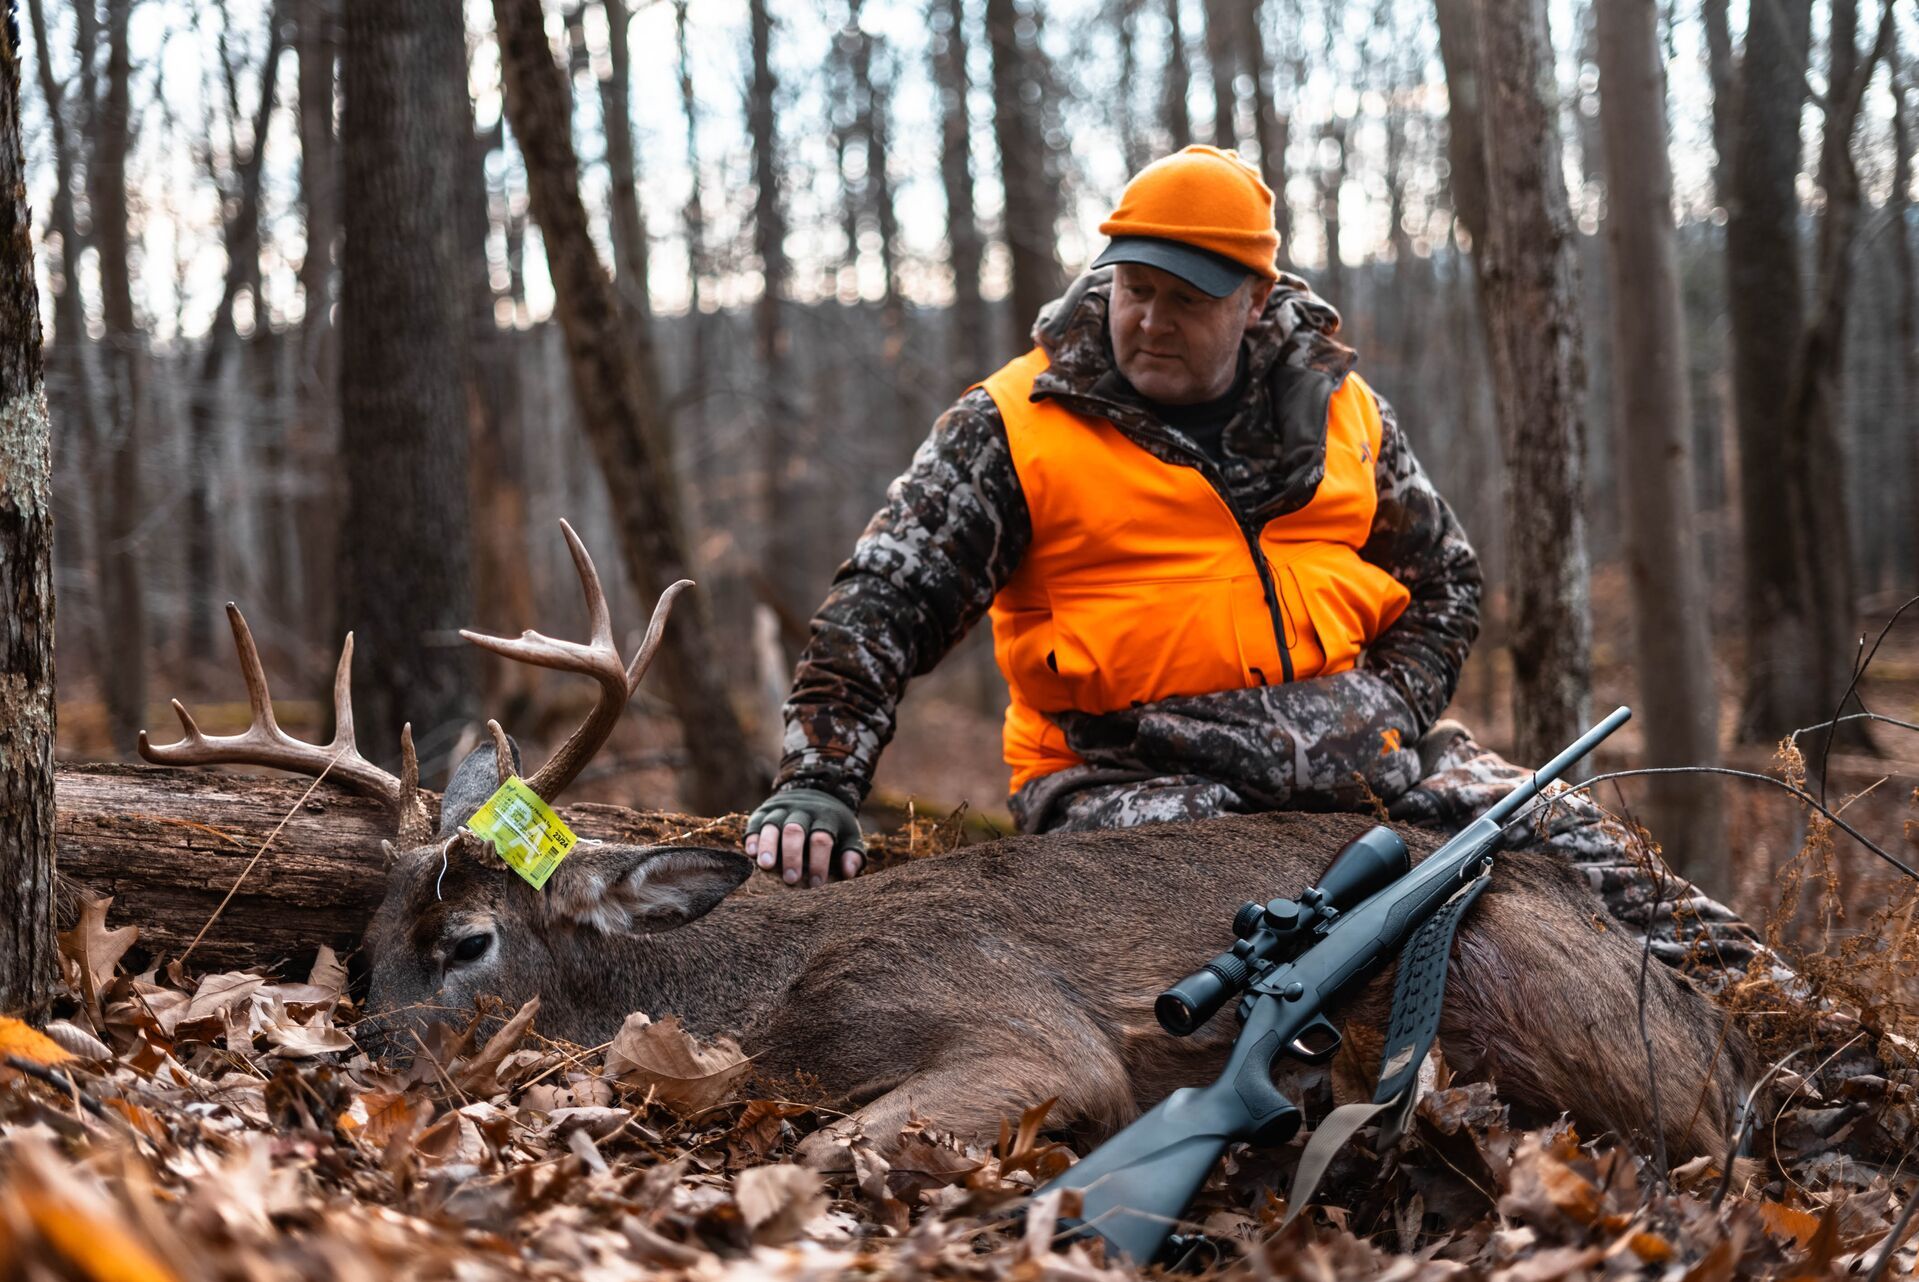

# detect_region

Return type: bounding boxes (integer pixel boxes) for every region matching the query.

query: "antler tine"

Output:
[461,523,666,804]
[395,723,433,847]
[140,605,416,821]
[624,578,693,695]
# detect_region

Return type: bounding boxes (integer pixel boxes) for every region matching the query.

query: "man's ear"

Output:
[1244,277,1276,331]
[542,845,753,934]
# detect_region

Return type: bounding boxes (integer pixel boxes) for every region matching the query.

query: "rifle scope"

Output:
[1155,825,1410,1036]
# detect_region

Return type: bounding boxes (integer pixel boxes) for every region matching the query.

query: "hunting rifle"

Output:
[1040,706,1633,1264]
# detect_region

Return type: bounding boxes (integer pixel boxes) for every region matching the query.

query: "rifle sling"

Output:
[1282,866,1492,1224]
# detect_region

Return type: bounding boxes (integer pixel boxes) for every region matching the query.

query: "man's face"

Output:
[1108,262,1274,405]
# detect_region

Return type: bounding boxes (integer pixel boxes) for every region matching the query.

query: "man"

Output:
[746,147,1759,978]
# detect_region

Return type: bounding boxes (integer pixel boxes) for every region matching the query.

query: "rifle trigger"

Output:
[1286,1015,1342,1063]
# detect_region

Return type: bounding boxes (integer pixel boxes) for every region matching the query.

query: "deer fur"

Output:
[362,746,1751,1170]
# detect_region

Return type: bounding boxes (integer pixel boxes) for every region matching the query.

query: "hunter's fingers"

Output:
[753,823,782,870]
[780,822,808,884]
[840,849,864,879]
[806,832,833,888]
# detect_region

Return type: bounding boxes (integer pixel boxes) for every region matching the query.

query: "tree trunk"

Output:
[1160,0,1193,150]
[674,0,708,394]
[1771,0,1896,754]
[0,16,58,1020]
[491,0,766,814]
[1700,0,1734,207]
[1115,0,1147,175]
[598,0,653,342]
[1433,0,1489,248]
[1725,0,1815,743]
[296,0,339,644]
[51,766,726,977]
[1894,43,1917,583]
[1474,0,1593,764]
[1244,0,1289,244]
[190,3,289,655]
[1201,0,1237,149]
[933,0,987,390]
[985,0,1064,351]
[337,0,478,780]
[1593,0,1725,890]
[91,0,148,759]
[1317,115,1347,304]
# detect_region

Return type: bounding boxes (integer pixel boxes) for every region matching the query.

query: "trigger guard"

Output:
[1232,1030,1305,1147]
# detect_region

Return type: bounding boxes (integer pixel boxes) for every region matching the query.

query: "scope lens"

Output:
[1156,971,1228,1036]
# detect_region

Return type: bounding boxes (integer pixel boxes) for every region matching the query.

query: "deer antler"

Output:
[460,520,691,804]
[138,605,435,846]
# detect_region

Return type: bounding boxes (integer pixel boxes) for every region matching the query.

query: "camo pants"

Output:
[1011,722,1775,989]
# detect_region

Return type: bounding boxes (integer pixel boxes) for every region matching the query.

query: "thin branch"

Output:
[1710,1046,1809,1208]
[1513,767,1919,883]
[1803,593,1919,806]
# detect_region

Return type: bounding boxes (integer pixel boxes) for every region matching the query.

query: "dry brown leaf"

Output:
[338,1090,431,1149]
[57,896,140,998]
[729,1099,811,1160]
[104,1098,168,1144]
[735,1163,826,1244]
[181,973,265,1028]
[263,1010,354,1058]
[1489,1244,1602,1282]
[455,996,540,1094]
[1758,1199,1824,1247]
[306,945,348,997]
[601,1012,751,1113]
[0,1015,75,1066]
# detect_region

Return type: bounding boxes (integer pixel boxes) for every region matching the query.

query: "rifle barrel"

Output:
[1480,706,1631,828]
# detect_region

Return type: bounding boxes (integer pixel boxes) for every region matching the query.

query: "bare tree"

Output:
[1201,0,1237,149]
[1470,0,1592,762]
[492,0,766,813]
[1114,0,1148,174]
[1593,0,1724,886]
[675,0,707,380]
[1725,0,1813,742]
[296,0,340,637]
[599,0,652,338]
[933,0,988,388]
[337,0,478,773]
[1160,0,1192,149]
[1244,0,1289,241]
[986,0,1064,351]
[188,1,288,654]
[92,0,147,756]
[0,10,57,1020]
[1894,48,1918,576]
[1773,0,1898,750]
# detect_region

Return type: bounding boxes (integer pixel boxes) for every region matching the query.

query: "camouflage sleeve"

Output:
[1357,394,1483,733]
[773,388,1031,810]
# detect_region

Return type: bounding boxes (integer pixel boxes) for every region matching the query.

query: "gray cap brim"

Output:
[1091,236,1252,297]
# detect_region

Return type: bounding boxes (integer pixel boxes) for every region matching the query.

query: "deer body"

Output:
[144,523,1747,1172]
[364,805,1748,1168]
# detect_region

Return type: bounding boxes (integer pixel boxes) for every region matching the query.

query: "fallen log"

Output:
[54,763,746,975]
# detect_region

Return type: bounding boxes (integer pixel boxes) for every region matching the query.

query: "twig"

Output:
[1520,767,1918,883]
[1632,845,1671,1190]
[1868,1181,1919,1282]
[409,1028,472,1108]
[1800,593,1919,807]
[4,1054,116,1124]
[1711,1046,1809,1209]
[178,747,345,968]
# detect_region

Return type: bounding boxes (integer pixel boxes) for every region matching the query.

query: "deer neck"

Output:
[545,889,821,1046]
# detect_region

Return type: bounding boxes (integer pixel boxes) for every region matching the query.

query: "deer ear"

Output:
[543,845,752,934]
[439,734,523,836]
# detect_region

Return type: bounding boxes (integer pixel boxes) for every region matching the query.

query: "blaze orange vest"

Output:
[982,347,1411,791]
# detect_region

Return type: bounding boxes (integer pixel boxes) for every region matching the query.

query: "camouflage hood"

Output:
[1022,270,1362,525]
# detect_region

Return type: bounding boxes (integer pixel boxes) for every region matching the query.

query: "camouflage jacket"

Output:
[776,270,1483,815]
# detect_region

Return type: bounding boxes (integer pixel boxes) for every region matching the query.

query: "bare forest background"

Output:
[13,0,1919,913]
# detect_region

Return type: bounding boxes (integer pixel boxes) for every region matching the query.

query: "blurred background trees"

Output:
[12,0,1919,889]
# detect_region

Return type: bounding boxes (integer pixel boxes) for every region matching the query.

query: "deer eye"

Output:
[449,932,492,965]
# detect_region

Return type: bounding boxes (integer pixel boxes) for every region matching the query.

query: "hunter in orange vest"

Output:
[740,145,1767,998]
[746,144,1482,887]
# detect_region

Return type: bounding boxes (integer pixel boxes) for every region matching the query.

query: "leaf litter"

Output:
[6,788,1919,1280]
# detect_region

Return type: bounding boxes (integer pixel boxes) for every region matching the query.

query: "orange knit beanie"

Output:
[1098,146,1280,281]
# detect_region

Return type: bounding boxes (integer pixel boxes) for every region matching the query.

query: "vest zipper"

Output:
[1153,435,1297,685]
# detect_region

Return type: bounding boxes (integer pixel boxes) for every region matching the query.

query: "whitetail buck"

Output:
[144,523,1750,1169]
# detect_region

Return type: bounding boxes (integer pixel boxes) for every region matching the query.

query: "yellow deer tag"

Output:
[467,777,579,890]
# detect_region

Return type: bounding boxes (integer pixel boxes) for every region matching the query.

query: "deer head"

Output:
[140,522,751,1049]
